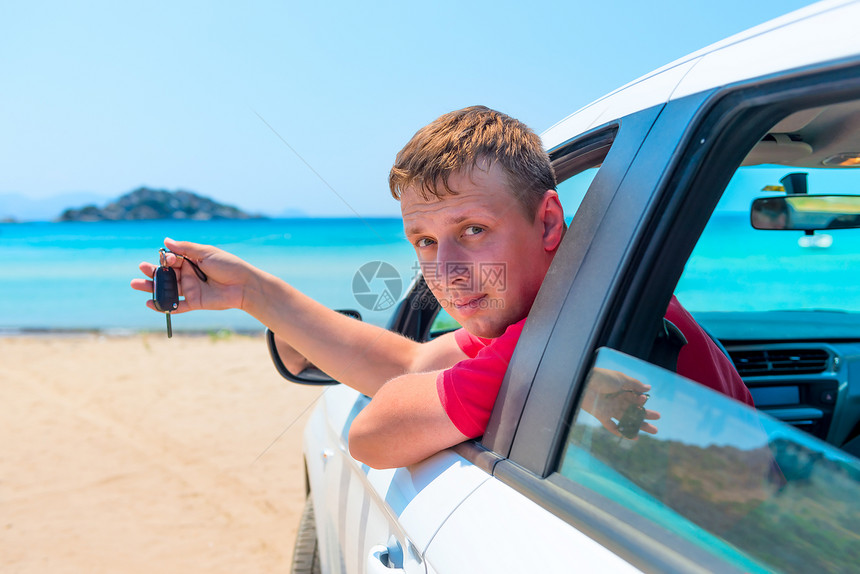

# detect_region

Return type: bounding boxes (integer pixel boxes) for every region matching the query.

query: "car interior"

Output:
[676,98,860,458]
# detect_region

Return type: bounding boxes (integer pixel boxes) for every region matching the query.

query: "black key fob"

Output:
[153,266,179,313]
[617,403,646,439]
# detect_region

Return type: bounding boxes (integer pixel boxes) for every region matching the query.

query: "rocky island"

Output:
[58,187,262,221]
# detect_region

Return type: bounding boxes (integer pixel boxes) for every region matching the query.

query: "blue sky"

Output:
[0,0,815,218]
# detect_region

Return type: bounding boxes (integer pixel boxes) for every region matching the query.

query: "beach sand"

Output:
[1,333,324,573]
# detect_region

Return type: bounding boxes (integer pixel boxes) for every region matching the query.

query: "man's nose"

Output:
[436,241,472,287]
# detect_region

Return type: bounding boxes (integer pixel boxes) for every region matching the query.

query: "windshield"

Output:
[676,164,860,315]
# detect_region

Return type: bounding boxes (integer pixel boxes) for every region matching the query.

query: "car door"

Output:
[304,385,490,574]
[301,278,490,574]
[304,97,666,574]
[410,105,673,571]
[471,38,860,574]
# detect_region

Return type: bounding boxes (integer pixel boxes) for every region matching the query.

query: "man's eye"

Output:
[416,237,436,248]
[464,226,484,236]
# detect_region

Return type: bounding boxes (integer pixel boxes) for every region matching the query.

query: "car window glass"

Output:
[557,348,860,573]
[669,100,860,447]
[556,167,598,224]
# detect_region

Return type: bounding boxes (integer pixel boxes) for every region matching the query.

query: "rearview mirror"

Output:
[266,309,362,385]
[750,195,860,231]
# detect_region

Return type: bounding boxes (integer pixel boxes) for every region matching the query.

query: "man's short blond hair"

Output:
[389,106,556,219]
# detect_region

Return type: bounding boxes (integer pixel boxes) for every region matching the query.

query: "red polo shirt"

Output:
[437,297,753,438]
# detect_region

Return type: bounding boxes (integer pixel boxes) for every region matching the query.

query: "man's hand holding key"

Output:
[132,238,263,337]
[152,249,180,337]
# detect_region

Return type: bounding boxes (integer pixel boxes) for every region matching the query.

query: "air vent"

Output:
[730,349,830,377]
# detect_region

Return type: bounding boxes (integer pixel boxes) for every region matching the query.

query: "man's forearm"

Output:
[348,370,469,468]
[243,269,421,396]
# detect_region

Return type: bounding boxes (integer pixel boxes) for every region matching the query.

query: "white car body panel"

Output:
[540,59,700,151]
[306,385,491,573]
[308,386,641,574]
[425,478,640,574]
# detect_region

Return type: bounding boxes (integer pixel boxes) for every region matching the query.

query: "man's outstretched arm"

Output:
[132,239,466,398]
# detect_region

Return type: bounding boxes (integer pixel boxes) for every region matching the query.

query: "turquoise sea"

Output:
[0,218,417,333]
[2,214,860,334]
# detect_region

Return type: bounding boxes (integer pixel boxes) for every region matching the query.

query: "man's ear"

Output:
[537,190,565,252]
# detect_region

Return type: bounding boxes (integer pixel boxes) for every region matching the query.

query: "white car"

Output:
[272,1,860,571]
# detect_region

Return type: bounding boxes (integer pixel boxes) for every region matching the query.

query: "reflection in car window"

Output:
[558,348,860,573]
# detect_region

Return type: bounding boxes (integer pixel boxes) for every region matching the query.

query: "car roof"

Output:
[542,0,860,151]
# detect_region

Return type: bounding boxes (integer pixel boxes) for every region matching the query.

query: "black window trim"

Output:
[501,91,712,474]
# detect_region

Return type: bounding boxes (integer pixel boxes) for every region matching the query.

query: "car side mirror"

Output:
[266,309,362,385]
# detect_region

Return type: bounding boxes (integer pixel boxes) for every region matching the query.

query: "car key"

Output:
[152,250,179,338]
[616,403,646,439]
[615,393,650,439]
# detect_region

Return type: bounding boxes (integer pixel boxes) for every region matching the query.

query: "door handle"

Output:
[366,544,405,573]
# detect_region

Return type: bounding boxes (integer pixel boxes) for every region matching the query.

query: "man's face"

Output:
[401,163,555,338]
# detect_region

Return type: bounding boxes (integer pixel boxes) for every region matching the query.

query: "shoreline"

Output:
[0,327,267,338]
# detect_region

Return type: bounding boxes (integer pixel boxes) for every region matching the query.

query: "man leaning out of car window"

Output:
[132,106,750,469]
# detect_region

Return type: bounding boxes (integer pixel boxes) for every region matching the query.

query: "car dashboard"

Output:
[698,311,860,456]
